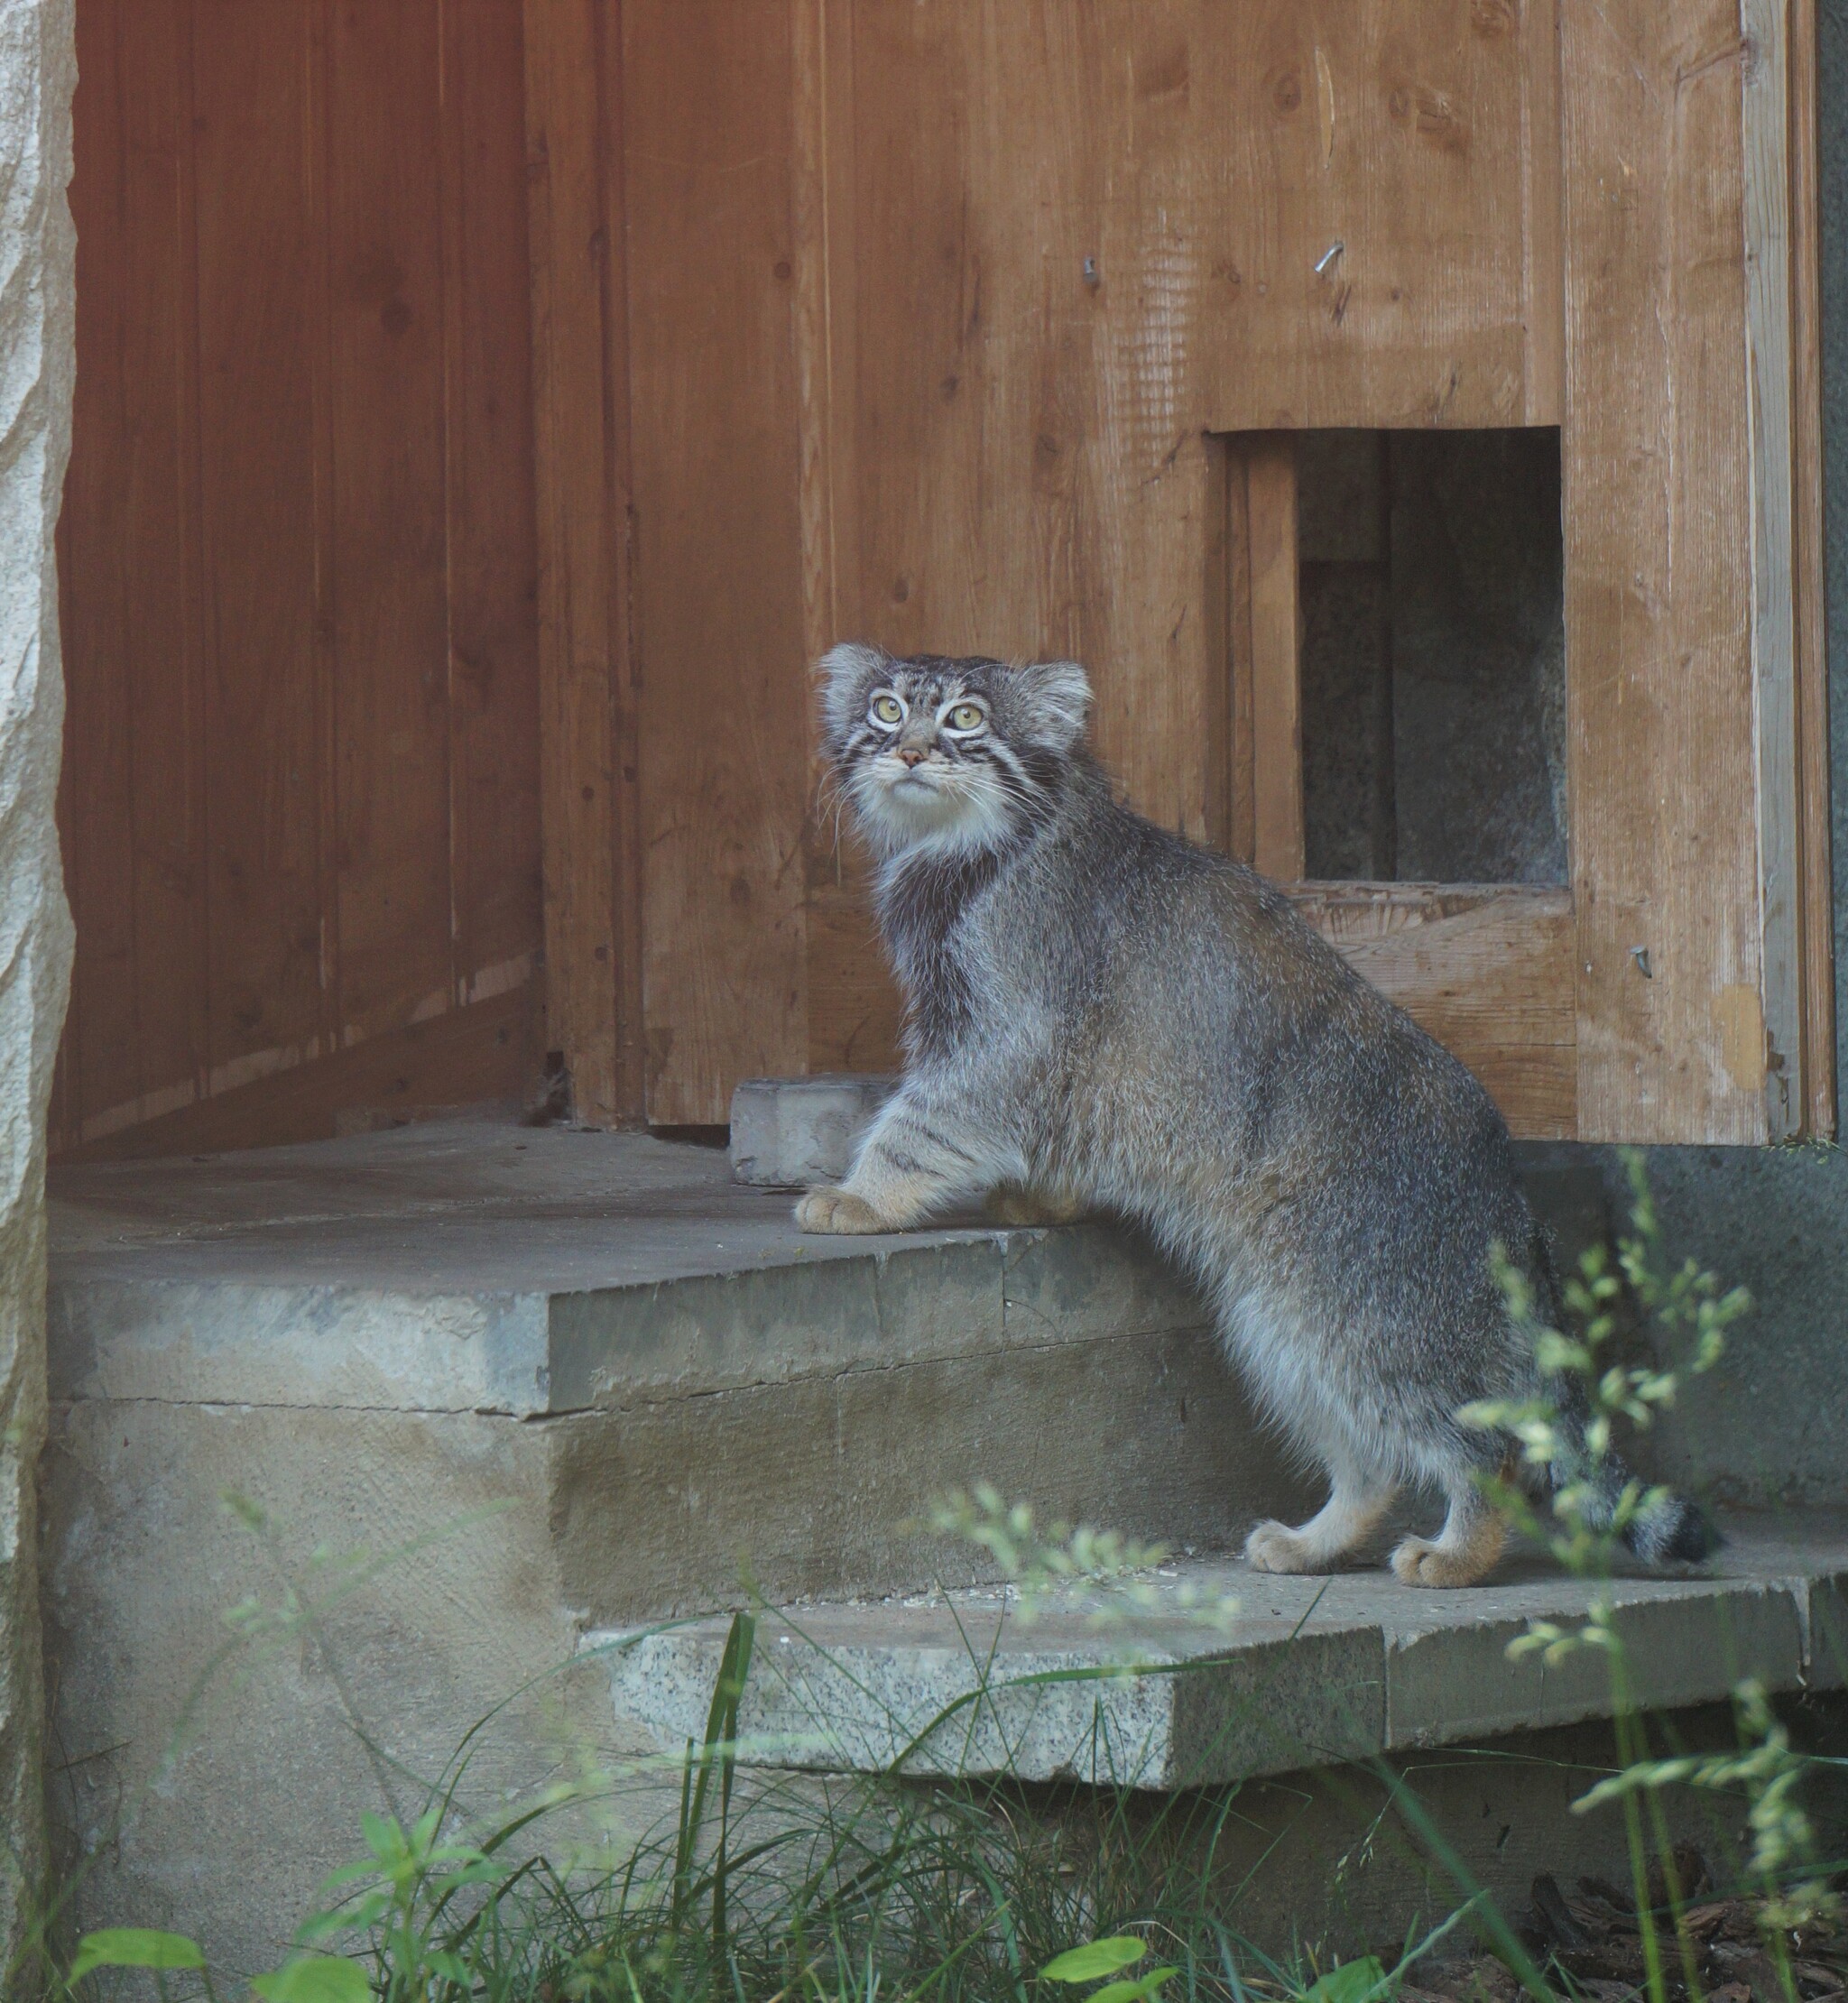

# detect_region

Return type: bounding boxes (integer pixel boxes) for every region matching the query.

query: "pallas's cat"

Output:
[798,643,1713,1589]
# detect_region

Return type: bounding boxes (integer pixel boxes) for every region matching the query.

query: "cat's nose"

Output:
[898,745,927,767]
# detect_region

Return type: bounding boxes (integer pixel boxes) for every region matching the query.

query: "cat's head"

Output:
[818,644,1092,859]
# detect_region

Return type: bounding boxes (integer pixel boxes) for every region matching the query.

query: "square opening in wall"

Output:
[1295,428,1566,886]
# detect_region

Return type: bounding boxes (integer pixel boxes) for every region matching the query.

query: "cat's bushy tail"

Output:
[1557,1446,1720,1564]
[1525,1232,1719,1567]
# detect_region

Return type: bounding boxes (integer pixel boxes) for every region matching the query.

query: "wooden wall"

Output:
[59,0,1830,1152]
[55,0,542,1156]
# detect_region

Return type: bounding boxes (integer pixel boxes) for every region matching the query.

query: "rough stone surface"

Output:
[604,1518,1845,1788]
[729,1073,895,1186]
[43,1120,1312,1965]
[0,0,76,1961]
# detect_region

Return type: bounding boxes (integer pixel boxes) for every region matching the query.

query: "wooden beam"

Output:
[1561,0,1763,1144]
[1742,0,1804,1140]
[1246,437,1304,882]
[1789,0,1836,1137]
[522,0,641,1126]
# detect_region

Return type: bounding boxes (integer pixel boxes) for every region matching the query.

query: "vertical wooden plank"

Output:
[61,0,214,1143]
[1247,436,1305,882]
[1200,433,1234,855]
[121,0,208,1129]
[1742,0,1804,1139]
[440,0,543,1014]
[1788,0,1834,1137]
[59,0,129,1138]
[1520,0,1565,426]
[1225,442,1257,867]
[1561,0,1763,1143]
[522,0,636,1126]
[325,0,452,1042]
[625,0,809,1123]
[192,0,326,1096]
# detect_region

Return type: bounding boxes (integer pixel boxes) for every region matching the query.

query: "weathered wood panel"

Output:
[192,0,328,1096]
[328,0,452,1039]
[1290,885,1578,1138]
[800,0,1569,1123]
[447,0,545,1015]
[522,0,640,1125]
[625,0,810,1123]
[56,0,543,1155]
[1560,0,1763,1143]
[61,983,537,1165]
[1244,438,1305,882]
[1789,0,1836,1137]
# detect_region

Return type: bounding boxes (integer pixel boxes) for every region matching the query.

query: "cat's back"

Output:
[1001,771,1511,1177]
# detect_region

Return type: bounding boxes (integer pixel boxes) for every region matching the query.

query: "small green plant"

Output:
[926,1485,1238,1633]
[1459,1151,1844,2001]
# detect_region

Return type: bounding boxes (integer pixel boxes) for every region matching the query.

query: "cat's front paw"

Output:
[1243,1520,1323,1575]
[794,1186,892,1234]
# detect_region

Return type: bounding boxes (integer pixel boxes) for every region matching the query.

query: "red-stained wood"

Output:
[326,0,452,1040]
[521,0,639,1127]
[191,0,328,1095]
[442,0,543,1015]
[56,0,546,1158]
[62,982,537,1164]
[625,0,810,1124]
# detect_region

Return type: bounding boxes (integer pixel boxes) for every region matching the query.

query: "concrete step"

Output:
[603,1518,1848,1790]
[47,1115,1314,1624]
[40,1112,1621,1971]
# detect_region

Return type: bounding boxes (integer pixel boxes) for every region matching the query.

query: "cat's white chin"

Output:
[853,765,1011,858]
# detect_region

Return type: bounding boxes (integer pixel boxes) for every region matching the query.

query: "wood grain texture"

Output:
[1742,0,1803,1138]
[191,0,328,1094]
[328,0,452,1040]
[625,0,809,1122]
[56,0,544,1156]
[522,0,639,1126]
[799,0,1566,1122]
[444,0,544,1016]
[1290,884,1577,1138]
[61,983,537,1165]
[1560,0,1764,1144]
[1245,437,1305,882]
[1788,0,1836,1137]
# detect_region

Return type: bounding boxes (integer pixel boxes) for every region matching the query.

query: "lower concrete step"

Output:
[603,1518,1848,1790]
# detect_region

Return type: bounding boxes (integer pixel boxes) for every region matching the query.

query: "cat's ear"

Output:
[817,642,891,749]
[1012,659,1093,752]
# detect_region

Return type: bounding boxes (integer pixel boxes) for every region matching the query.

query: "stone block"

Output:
[728,1074,896,1186]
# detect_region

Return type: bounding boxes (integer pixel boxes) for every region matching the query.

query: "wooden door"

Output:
[528,0,1834,1144]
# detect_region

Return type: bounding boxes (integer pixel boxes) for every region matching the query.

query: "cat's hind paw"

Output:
[1243,1520,1324,1575]
[794,1187,892,1235]
[1389,1532,1500,1590]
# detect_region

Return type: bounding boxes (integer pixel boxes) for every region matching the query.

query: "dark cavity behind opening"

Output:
[1298,427,1566,886]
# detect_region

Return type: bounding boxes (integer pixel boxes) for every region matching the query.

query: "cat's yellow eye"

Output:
[947,703,985,732]
[871,693,903,725]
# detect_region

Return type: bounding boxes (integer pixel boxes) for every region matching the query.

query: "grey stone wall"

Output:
[0,0,76,1961]
[1589,3,1848,1508]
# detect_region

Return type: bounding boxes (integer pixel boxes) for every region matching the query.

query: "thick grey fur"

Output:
[799,644,1714,1587]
